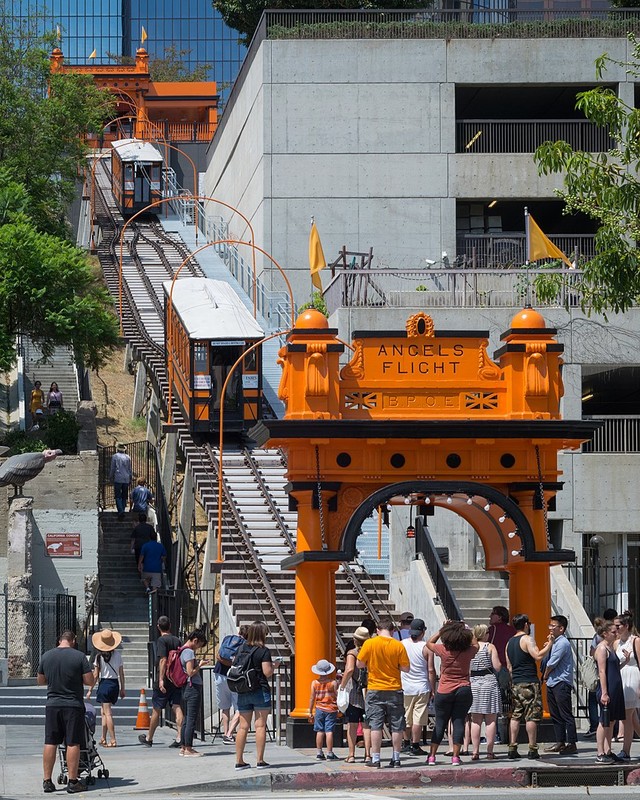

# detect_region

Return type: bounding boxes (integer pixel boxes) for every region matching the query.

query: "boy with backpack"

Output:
[308,659,340,761]
[214,625,248,744]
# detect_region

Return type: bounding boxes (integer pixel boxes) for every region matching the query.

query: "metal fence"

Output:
[457,234,595,269]
[582,416,640,453]
[457,119,613,154]
[323,267,583,315]
[563,557,640,622]
[98,440,158,511]
[0,586,76,677]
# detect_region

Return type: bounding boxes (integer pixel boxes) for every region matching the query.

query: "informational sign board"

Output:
[193,374,212,389]
[45,533,82,558]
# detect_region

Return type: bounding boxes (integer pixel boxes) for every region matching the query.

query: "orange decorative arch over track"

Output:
[251,307,598,745]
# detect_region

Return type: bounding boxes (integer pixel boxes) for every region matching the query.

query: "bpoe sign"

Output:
[46,533,82,558]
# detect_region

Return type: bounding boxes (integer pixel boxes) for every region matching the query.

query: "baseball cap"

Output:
[400,611,414,623]
[410,618,426,633]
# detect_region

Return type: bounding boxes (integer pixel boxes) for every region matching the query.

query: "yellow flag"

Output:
[141,26,148,43]
[528,213,572,268]
[309,221,326,291]
[88,49,97,59]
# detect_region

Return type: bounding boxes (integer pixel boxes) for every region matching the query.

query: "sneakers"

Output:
[256,761,270,769]
[562,743,578,755]
[235,762,251,770]
[451,756,462,766]
[66,781,86,794]
[316,752,326,760]
[583,729,597,739]
[401,739,412,753]
[365,759,381,768]
[507,748,521,760]
[388,758,401,768]
[427,755,436,766]
[222,735,235,745]
[527,748,540,760]
[138,734,152,747]
[326,752,339,761]
[43,779,56,793]
[410,743,427,755]
[544,743,565,753]
[168,740,181,748]
[616,750,631,761]
[595,753,615,764]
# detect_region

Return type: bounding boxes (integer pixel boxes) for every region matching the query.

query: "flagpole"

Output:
[524,206,532,306]
[310,216,315,300]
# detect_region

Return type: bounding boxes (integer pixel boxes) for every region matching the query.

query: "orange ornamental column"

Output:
[507,486,552,640]
[289,488,338,720]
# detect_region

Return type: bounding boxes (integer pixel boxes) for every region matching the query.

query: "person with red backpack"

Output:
[138,616,184,749]
[178,630,209,757]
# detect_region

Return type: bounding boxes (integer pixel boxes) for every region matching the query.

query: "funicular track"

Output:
[91,158,396,679]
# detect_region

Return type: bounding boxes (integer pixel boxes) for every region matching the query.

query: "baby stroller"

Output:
[57,702,110,786]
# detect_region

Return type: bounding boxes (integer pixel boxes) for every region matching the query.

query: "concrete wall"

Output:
[0,453,99,625]
[204,35,634,307]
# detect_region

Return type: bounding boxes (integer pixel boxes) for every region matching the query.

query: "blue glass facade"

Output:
[6,0,245,95]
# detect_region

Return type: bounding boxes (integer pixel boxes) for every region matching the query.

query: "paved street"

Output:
[2,722,640,799]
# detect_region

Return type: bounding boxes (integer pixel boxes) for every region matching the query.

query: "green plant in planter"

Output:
[2,430,46,455]
[43,410,80,454]
[297,291,328,317]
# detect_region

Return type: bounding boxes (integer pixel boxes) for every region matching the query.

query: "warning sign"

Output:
[46,533,82,558]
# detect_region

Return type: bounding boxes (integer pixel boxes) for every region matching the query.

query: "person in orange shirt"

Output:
[357,616,410,768]
[308,659,339,761]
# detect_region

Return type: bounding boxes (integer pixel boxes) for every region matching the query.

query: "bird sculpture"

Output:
[0,448,63,497]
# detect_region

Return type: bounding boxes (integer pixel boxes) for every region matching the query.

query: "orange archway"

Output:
[251,305,598,746]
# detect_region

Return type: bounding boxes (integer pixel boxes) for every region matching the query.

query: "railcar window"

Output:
[194,343,208,372]
[244,350,257,371]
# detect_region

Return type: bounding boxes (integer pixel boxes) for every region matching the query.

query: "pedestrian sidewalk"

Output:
[2,723,639,797]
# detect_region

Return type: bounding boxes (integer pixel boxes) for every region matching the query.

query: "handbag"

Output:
[337,680,352,713]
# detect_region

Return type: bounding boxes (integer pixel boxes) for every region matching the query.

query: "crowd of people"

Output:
[36,605,640,791]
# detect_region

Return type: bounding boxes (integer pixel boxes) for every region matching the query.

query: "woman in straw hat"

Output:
[87,629,125,747]
[339,626,372,764]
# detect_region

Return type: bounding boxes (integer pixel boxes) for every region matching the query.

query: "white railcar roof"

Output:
[111,138,163,163]
[163,278,264,341]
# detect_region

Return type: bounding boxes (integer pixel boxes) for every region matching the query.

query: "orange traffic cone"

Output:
[133,688,151,730]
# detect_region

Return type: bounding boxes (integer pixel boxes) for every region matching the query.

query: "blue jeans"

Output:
[180,683,202,748]
[114,483,129,514]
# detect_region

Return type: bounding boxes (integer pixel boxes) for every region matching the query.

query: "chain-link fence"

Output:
[0,585,76,678]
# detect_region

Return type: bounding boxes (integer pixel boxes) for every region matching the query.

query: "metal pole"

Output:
[38,585,44,662]
[275,670,282,746]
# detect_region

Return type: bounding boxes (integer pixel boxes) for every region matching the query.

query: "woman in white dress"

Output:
[613,612,640,760]
[469,624,502,760]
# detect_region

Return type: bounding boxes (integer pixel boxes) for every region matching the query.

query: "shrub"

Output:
[2,429,46,455]
[43,410,80,454]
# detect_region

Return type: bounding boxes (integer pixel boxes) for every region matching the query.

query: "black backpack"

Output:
[226,645,262,694]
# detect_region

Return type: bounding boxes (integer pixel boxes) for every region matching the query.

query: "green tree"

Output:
[212,0,434,46]
[535,35,640,314]
[0,14,114,237]
[0,180,119,371]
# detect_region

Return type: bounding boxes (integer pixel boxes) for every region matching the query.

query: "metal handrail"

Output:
[414,517,463,621]
[242,448,296,553]
[204,443,295,653]
[81,583,101,653]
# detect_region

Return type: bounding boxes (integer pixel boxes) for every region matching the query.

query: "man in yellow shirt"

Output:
[357,617,410,768]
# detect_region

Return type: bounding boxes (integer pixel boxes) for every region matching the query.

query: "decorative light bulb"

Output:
[484,502,491,511]
[467,496,474,505]
[424,497,431,505]
[499,514,507,523]
[446,496,453,505]
[511,549,521,557]
[508,531,518,539]
[404,496,411,505]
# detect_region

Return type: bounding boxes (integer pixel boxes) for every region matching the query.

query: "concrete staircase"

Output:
[95,512,154,725]
[22,339,80,415]
[445,569,510,628]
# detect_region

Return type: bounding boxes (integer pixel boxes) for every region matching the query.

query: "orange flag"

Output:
[309,221,326,291]
[527,212,572,268]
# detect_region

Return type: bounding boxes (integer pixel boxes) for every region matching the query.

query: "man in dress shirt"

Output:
[543,614,578,755]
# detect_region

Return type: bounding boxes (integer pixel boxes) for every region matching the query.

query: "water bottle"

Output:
[601,704,611,727]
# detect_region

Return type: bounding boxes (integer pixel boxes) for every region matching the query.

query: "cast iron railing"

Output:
[414,517,463,621]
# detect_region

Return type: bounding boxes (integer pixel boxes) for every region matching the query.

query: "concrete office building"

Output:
[202,14,640,615]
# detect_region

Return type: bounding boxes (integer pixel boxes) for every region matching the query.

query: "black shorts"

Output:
[152,682,182,710]
[45,706,86,746]
[344,704,366,724]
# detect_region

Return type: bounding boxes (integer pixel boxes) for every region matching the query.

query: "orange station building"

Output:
[49,47,218,145]
[251,306,598,745]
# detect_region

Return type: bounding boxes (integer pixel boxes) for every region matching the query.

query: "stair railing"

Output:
[414,517,463,621]
[242,448,295,553]
[81,583,101,653]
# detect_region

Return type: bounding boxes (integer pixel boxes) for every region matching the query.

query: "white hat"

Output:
[311,659,335,675]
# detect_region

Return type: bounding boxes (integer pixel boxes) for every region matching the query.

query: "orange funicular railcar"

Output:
[111,138,163,217]
[164,278,264,435]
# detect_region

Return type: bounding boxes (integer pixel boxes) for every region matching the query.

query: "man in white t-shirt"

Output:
[401,618,436,755]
